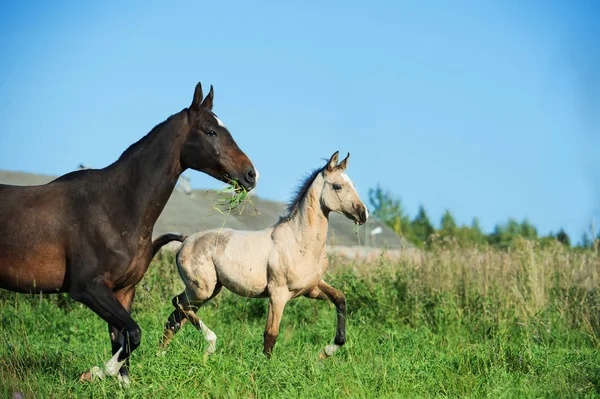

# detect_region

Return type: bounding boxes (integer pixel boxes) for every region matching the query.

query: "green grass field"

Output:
[1,240,599,398]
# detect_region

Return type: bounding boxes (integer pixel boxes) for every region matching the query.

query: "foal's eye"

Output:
[333,183,342,191]
[206,130,217,137]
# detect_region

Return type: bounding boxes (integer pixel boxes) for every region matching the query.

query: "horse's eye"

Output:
[206,130,217,137]
[333,183,342,191]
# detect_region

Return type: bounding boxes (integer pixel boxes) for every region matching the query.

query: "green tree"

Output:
[580,232,593,248]
[466,217,487,247]
[440,210,457,235]
[368,184,413,239]
[411,205,435,245]
[520,219,538,240]
[556,229,570,246]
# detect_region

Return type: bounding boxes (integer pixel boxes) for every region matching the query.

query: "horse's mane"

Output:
[118,112,181,161]
[277,165,325,225]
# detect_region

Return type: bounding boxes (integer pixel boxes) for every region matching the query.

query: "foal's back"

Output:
[178,227,274,299]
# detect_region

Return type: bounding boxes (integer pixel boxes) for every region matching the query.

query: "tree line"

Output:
[368,184,598,249]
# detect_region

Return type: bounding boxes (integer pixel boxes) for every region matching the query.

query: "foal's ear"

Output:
[338,153,350,171]
[191,82,204,110]
[201,85,214,111]
[326,151,340,172]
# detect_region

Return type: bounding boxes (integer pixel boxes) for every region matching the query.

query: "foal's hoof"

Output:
[319,343,341,360]
[206,340,217,355]
[156,349,167,357]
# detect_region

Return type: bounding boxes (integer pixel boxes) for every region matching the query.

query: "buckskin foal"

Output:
[0,82,257,384]
[158,151,367,359]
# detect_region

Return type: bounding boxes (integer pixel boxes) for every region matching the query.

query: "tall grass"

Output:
[1,240,599,398]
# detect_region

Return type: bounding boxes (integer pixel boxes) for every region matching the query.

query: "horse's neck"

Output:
[288,175,329,256]
[109,113,187,238]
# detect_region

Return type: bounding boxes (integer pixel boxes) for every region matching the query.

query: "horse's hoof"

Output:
[80,371,93,382]
[206,340,217,355]
[118,373,131,387]
[156,350,167,357]
[320,343,340,359]
[80,366,104,382]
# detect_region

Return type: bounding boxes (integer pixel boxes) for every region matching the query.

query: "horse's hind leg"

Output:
[304,280,346,359]
[159,294,189,352]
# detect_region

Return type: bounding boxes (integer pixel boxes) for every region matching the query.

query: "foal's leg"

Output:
[263,289,289,358]
[159,284,222,355]
[305,280,347,358]
[71,282,142,383]
[107,286,136,385]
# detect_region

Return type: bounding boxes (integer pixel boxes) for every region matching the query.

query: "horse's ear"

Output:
[326,151,340,172]
[338,153,350,171]
[201,85,214,111]
[191,82,204,110]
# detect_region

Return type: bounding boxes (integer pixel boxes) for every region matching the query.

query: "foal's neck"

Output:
[289,173,329,255]
[109,112,188,238]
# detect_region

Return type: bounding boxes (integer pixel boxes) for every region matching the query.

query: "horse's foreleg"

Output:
[71,283,141,384]
[108,286,136,385]
[263,290,289,358]
[306,280,346,358]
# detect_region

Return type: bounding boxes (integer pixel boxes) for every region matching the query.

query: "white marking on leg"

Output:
[89,366,105,380]
[118,372,131,386]
[104,347,126,376]
[198,320,217,354]
[324,343,340,357]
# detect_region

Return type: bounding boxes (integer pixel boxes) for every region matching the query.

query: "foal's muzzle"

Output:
[353,203,369,225]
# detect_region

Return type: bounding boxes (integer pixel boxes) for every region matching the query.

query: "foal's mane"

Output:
[277,166,325,224]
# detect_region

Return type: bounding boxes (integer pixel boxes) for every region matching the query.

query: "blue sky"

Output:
[0,1,598,242]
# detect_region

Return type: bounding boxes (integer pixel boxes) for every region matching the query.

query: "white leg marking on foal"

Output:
[104,347,126,376]
[324,343,340,357]
[198,320,217,354]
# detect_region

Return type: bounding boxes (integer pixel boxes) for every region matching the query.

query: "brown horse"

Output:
[0,82,257,384]
[157,151,368,359]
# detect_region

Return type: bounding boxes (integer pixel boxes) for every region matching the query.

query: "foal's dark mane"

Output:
[277,166,325,224]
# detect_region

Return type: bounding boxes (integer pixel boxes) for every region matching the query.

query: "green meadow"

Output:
[1,240,599,398]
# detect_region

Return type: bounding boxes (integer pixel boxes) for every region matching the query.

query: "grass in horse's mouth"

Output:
[206,179,259,216]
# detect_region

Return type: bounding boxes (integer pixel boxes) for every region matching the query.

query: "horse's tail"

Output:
[151,233,187,258]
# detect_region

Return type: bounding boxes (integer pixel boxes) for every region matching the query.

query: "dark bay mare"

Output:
[0,82,257,384]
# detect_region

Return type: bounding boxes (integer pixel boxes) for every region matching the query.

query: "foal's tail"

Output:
[151,233,187,258]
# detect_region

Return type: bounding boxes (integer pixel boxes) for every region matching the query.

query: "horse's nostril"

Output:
[245,168,256,184]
